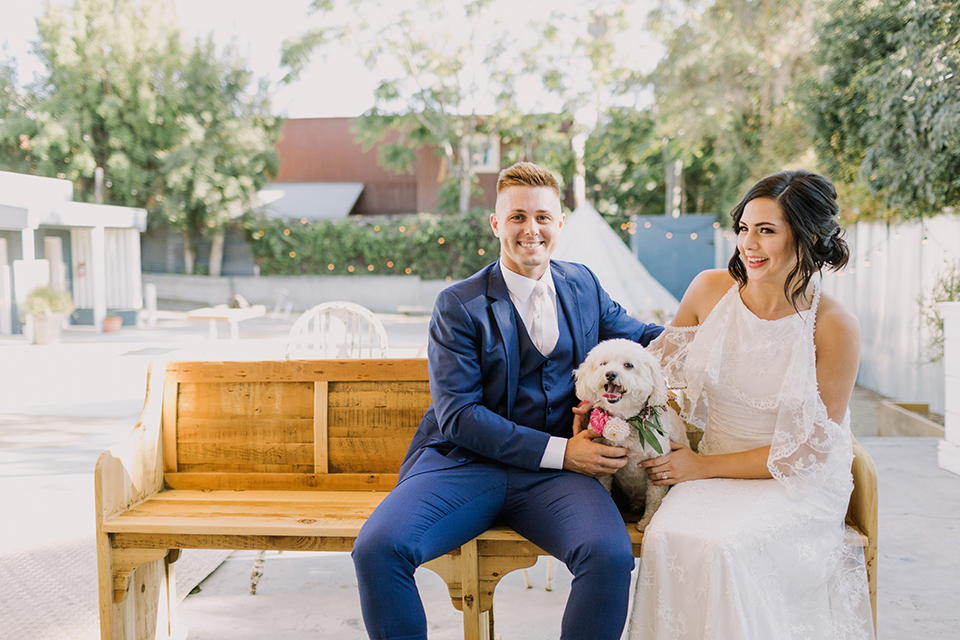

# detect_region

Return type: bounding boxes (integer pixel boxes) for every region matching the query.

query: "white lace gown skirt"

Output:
[627,477,871,640]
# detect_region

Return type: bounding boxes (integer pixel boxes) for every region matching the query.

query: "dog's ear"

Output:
[648,366,669,407]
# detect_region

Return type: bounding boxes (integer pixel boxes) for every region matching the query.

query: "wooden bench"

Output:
[95,358,878,640]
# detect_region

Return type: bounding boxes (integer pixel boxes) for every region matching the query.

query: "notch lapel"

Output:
[553,263,586,365]
[488,262,520,416]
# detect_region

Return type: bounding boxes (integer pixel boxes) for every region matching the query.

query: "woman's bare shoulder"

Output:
[673,270,736,326]
[814,292,861,351]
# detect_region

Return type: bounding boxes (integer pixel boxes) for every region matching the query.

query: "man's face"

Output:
[490,185,564,280]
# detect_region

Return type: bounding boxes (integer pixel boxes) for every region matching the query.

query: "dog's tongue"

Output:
[603,392,622,400]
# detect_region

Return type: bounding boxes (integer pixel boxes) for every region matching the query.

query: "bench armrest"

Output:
[95,358,167,526]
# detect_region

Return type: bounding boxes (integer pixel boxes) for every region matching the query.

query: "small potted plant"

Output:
[23,286,75,345]
[103,313,123,332]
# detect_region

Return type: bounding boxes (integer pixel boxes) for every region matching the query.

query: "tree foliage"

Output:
[157,36,280,272]
[646,0,818,213]
[287,0,521,214]
[807,0,960,217]
[0,0,280,274]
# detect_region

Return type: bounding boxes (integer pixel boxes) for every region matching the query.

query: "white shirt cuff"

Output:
[539,436,567,470]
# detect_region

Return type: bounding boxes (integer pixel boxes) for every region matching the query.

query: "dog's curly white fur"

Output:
[574,338,689,531]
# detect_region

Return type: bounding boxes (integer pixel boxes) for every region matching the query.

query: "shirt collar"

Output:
[500,260,555,303]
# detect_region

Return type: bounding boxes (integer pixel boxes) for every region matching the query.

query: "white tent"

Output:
[554,201,679,321]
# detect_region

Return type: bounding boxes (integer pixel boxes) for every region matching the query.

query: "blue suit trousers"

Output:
[352,460,635,640]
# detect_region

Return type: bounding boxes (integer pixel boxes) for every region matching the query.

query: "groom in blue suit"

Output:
[353,162,662,640]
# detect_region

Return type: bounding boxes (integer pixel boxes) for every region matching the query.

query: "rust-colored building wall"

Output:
[273,118,500,215]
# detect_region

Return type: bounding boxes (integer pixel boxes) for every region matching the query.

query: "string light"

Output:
[374,225,380,231]
[283,229,290,235]
[665,232,673,239]
[690,233,698,240]
[399,226,406,232]
[438,238,445,244]
[387,261,394,268]
[405,268,412,274]
[327,264,335,270]
[289,251,296,258]
[300,218,307,224]
[348,266,355,272]
[367,265,374,271]
[478,249,485,256]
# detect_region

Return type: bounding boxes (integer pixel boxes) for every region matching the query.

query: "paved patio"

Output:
[0,313,957,639]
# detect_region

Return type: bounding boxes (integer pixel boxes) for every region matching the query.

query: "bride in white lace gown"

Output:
[627,171,874,640]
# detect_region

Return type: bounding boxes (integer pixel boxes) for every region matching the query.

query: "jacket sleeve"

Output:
[426,288,551,471]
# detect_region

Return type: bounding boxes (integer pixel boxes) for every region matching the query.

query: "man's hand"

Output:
[563,429,628,478]
[571,400,592,435]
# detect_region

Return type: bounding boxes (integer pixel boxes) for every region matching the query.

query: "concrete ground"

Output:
[1,312,958,639]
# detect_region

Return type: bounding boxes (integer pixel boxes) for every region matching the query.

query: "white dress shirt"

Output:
[499,262,568,470]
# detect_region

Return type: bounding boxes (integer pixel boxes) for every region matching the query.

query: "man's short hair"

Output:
[496,162,561,199]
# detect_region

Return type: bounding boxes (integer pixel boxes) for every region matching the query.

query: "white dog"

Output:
[574,338,689,531]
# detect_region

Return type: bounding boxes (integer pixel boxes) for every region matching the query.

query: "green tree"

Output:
[807,0,960,218]
[158,37,280,275]
[646,0,818,212]
[0,0,280,275]
[0,54,34,174]
[5,0,185,207]
[285,0,516,214]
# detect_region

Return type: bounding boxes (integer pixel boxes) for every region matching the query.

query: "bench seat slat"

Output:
[164,472,399,491]
[103,489,867,549]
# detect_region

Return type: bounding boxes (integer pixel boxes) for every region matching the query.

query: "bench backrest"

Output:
[161,359,431,492]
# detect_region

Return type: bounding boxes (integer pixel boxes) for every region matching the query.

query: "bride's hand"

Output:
[641,440,702,486]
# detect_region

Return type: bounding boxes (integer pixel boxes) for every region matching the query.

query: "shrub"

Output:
[23,287,75,317]
[245,211,501,280]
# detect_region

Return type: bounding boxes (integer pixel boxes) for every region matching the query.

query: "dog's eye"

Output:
[600,361,607,366]
[624,362,634,369]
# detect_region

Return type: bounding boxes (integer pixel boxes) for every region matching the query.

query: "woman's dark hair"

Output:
[727,170,850,308]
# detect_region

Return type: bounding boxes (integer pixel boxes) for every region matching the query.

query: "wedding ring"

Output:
[661,472,668,480]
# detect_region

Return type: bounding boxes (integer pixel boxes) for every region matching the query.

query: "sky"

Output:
[0,0,662,122]
[0,0,379,118]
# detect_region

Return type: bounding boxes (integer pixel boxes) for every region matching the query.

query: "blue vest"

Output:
[510,298,577,437]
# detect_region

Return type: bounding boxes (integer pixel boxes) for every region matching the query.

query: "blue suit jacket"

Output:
[398,260,662,482]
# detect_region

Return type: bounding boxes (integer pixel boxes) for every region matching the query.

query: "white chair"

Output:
[251,302,389,594]
[284,301,389,359]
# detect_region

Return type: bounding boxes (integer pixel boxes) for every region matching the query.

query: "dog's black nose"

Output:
[605,371,617,382]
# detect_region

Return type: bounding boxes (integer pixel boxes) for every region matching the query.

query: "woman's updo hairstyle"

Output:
[727,170,850,308]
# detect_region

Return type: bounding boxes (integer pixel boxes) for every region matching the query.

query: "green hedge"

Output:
[246,211,502,279]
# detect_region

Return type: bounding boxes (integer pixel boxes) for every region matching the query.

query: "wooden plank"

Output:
[164,472,399,491]
[176,382,314,419]
[176,442,312,469]
[328,438,413,473]
[112,532,358,553]
[327,381,432,408]
[164,359,429,383]
[176,417,314,443]
[326,407,426,432]
[315,381,329,474]
[162,373,178,473]
[461,539,481,640]
[327,420,422,439]
[176,462,316,474]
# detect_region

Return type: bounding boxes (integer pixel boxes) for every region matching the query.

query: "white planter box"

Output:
[939,302,960,475]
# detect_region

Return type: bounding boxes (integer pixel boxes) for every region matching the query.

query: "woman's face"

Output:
[736,197,797,286]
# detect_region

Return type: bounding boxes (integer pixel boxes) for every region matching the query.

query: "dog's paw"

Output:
[636,516,654,532]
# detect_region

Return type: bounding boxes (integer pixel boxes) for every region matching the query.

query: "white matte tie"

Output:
[532,281,559,356]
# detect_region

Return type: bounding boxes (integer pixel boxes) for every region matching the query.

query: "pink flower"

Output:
[590,409,608,435]
[603,417,630,444]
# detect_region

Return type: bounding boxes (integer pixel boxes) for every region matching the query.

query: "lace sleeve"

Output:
[767,322,854,506]
[648,325,708,431]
